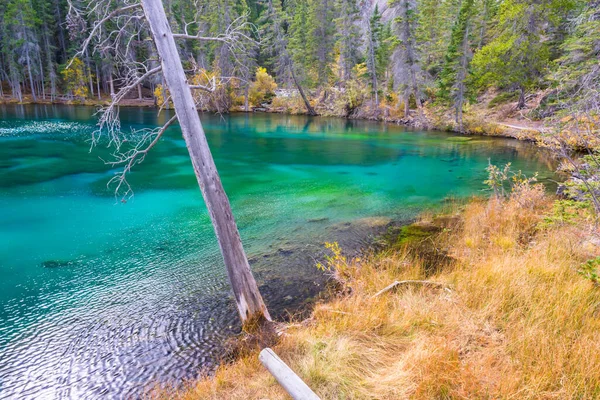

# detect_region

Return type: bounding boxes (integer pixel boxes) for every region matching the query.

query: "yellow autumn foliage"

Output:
[249,67,277,106]
[61,58,89,101]
[154,84,169,108]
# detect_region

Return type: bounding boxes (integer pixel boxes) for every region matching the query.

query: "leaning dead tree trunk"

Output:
[291,68,316,116]
[141,0,270,324]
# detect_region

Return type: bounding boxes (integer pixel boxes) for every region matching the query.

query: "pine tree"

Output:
[287,0,313,85]
[473,0,498,49]
[416,0,462,78]
[0,0,591,118]
[258,0,317,114]
[334,0,361,84]
[4,0,43,101]
[35,0,59,100]
[552,1,600,113]
[257,0,288,82]
[365,5,382,102]
[376,22,394,82]
[471,0,576,109]
[307,0,335,86]
[439,0,475,130]
[391,0,424,116]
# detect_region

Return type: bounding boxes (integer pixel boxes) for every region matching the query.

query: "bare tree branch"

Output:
[189,84,215,92]
[106,114,177,201]
[95,65,162,149]
[172,33,228,42]
[67,2,143,68]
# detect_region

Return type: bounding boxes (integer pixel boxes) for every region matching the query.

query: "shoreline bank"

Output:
[0,95,548,145]
[153,190,600,399]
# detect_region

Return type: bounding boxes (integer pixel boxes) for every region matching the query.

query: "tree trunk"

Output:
[44,32,57,100]
[161,73,169,110]
[104,72,109,94]
[26,50,37,102]
[96,64,101,100]
[109,68,115,98]
[39,56,46,100]
[403,0,422,118]
[10,63,23,102]
[478,0,489,49]
[366,24,378,104]
[85,52,94,98]
[517,86,526,109]
[290,67,316,116]
[141,0,271,324]
[455,25,470,132]
[17,82,23,103]
[10,70,22,102]
[54,0,67,61]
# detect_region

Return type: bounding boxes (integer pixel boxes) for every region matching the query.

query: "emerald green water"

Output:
[0,104,554,398]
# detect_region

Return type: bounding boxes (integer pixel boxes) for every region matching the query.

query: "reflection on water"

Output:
[0,104,555,398]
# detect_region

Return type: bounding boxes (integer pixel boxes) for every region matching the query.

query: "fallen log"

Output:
[259,348,320,400]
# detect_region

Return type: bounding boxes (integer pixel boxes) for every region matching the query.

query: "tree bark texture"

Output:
[141,0,271,324]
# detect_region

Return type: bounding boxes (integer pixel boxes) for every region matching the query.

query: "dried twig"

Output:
[372,280,448,298]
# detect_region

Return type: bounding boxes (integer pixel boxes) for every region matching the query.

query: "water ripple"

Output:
[0,121,92,139]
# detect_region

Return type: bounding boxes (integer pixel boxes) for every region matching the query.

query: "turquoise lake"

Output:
[0,104,555,398]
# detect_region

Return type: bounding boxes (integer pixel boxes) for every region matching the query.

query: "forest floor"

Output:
[151,186,600,399]
[400,89,552,141]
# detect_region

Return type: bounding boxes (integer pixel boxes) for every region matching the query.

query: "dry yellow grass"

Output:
[153,188,600,399]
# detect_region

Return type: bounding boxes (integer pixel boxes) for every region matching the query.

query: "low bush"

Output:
[249,67,277,107]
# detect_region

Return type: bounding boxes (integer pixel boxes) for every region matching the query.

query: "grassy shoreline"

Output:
[151,189,600,399]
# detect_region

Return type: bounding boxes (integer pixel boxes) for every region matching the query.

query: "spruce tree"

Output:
[471,0,576,109]
[391,0,424,116]
[552,1,600,113]
[4,0,42,101]
[334,0,361,84]
[307,0,335,86]
[439,0,475,130]
[287,0,313,85]
[257,0,288,82]
[365,5,382,102]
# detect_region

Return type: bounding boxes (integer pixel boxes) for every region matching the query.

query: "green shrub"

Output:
[579,257,600,286]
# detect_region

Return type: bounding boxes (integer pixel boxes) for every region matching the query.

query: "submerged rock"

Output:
[277,247,294,256]
[446,136,473,142]
[41,260,76,268]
